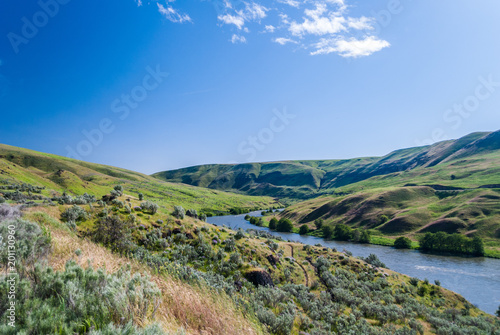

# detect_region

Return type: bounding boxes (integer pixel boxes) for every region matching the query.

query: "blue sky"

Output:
[0,0,499,174]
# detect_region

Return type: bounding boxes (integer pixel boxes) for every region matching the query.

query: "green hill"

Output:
[153,131,500,200]
[153,131,500,254]
[0,143,280,213]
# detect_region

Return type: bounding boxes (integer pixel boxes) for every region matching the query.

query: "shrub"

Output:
[380,215,389,224]
[235,229,245,240]
[362,254,386,268]
[409,277,419,286]
[186,209,198,219]
[0,260,162,334]
[276,218,293,232]
[199,213,207,221]
[269,217,278,230]
[314,218,324,229]
[141,201,159,214]
[0,197,5,204]
[496,305,500,318]
[0,218,51,277]
[359,230,371,243]
[61,205,88,222]
[394,236,412,249]
[434,280,441,286]
[0,204,21,222]
[113,185,124,196]
[299,225,309,235]
[322,225,333,239]
[334,224,353,241]
[138,193,144,201]
[173,206,185,219]
[91,215,134,252]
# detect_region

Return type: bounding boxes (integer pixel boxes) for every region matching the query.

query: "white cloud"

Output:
[347,16,374,30]
[218,13,245,29]
[231,34,247,44]
[311,36,390,57]
[274,37,298,45]
[142,0,390,58]
[277,0,300,8]
[265,25,276,33]
[157,3,192,23]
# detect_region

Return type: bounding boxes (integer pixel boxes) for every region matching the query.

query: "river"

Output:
[207,210,500,315]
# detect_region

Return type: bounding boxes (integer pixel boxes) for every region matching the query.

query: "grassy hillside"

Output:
[2,192,499,333]
[152,131,500,200]
[153,131,500,255]
[0,143,281,213]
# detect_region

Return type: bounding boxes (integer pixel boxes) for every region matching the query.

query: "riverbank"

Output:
[207,211,500,315]
[246,214,500,259]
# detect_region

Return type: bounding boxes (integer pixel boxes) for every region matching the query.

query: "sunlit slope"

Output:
[0,144,280,212]
[153,130,500,200]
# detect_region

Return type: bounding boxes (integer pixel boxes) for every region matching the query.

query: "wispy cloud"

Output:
[311,36,390,57]
[157,3,191,23]
[231,34,247,43]
[274,37,298,45]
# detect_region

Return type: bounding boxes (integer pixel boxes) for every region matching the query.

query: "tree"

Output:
[359,230,371,243]
[276,218,294,232]
[394,236,412,249]
[334,224,353,241]
[138,193,144,201]
[471,236,485,256]
[269,217,278,230]
[299,224,309,235]
[322,225,333,239]
[496,305,500,318]
[314,219,324,230]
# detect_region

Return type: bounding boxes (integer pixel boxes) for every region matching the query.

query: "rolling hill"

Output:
[153,131,500,251]
[153,131,500,200]
[0,143,281,213]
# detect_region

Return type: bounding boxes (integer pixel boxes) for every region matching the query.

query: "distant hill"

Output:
[153,130,500,200]
[0,144,280,212]
[153,131,500,250]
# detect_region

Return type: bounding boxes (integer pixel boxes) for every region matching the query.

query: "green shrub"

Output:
[173,206,185,219]
[138,193,144,201]
[235,229,245,240]
[269,217,278,230]
[314,218,323,229]
[61,205,88,222]
[358,230,371,243]
[409,277,419,286]
[0,261,161,334]
[334,224,353,241]
[361,254,386,268]
[186,209,198,218]
[90,215,134,252]
[276,218,293,232]
[322,225,333,239]
[394,236,412,249]
[0,218,51,277]
[141,201,159,215]
[299,225,309,235]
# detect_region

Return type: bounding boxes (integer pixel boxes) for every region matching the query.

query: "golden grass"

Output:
[26,209,263,335]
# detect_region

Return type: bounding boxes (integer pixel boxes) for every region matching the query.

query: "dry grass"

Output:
[25,209,263,335]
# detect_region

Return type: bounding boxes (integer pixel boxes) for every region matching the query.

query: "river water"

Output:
[207,211,500,315]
